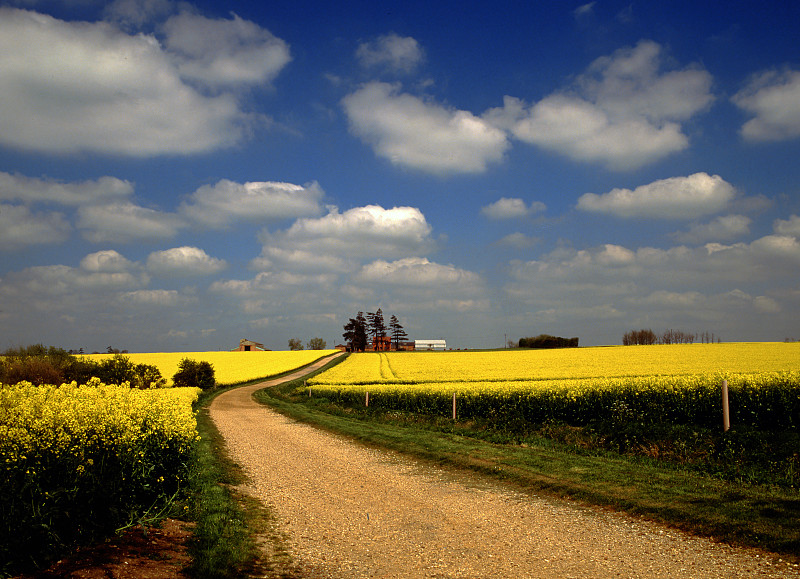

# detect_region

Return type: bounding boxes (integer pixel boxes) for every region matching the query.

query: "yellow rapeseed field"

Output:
[306,343,800,429]
[310,342,800,385]
[87,349,338,386]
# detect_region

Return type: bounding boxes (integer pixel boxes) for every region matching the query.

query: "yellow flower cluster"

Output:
[310,343,800,385]
[0,381,200,469]
[86,349,338,386]
[307,343,800,428]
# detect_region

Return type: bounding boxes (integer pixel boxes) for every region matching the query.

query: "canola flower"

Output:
[307,344,800,429]
[86,349,338,386]
[0,380,201,570]
[310,343,800,385]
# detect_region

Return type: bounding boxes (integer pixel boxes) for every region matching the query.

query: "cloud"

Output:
[180,180,324,228]
[573,2,596,18]
[0,7,262,155]
[481,197,545,219]
[577,173,736,219]
[486,41,713,170]
[0,261,145,301]
[0,204,71,249]
[118,289,182,306]
[261,204,435,261]
[162,11,291,86]
[80,250,135,273]
[0,172,134,205]
[357,257,481,286]
[77,201,184,243]
[342,82,509,174]
[146,246,227,276]
[671,215,751,244]
[504,234,798,337]
[774,215,800,236]
[104,0,175,27]
[356,33,424,73]
[733,68,800,142]
[495,232,538,249]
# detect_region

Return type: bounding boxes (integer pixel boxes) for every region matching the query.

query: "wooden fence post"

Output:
[721,379,730,432]
[366,391,369,407]
[452,392,457,421]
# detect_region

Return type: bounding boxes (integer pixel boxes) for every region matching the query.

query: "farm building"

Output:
[415,339,447,351]
[372,336,391,351]
[232,338,270,352]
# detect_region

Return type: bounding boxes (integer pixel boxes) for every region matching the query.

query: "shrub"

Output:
[518,335,579,349]
[173,358,216,390]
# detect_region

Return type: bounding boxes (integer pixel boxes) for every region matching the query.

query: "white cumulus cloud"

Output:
[80,250,135,273]
[481,197,545,219]
[671,215,752,244]
[342,82,510,175]
[0,172,133,205]
[265,204,435,260]
[733,68,800,142]
[162,11,291,87]
[0,7,270,156]
[356,33,424,73]
[147,246,227,276]
[485,40,713,170]
[78,201,184,243]
[577,173,736,219]
[357,257,481,286]
[0,204,71,249]
[180,180,324,228]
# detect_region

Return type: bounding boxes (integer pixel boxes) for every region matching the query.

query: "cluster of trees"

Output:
[518,334,579,349]
[343,308,407,352]
[0,344,216,389]
[288,338,327,351]
[622,328,721,345]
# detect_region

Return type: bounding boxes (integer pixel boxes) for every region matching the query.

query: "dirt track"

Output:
[210,355,799,578]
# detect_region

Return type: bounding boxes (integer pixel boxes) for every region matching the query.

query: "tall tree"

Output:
[389,315,407,350]
[368,308,387,350]
[343,312,368,352]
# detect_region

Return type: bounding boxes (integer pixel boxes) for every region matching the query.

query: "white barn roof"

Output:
[415,339,446,350]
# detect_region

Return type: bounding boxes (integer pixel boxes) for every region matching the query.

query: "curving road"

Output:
[210,354,798,578]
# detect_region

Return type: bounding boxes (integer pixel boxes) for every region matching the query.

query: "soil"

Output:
[14,519,194,578]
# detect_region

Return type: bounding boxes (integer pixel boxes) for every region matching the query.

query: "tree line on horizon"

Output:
[622,328,721,345]
[343,308,408,352]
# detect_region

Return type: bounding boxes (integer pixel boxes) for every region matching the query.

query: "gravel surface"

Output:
[210,357,799,578]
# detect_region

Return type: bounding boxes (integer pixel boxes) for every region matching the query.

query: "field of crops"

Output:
[86,349,338,386]
[307,343,800,429]
[0,380,201,573]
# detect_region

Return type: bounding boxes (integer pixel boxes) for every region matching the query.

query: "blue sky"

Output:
[1,0,799,352]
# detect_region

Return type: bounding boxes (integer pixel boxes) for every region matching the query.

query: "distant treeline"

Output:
[622,328,720,346]
[518,334,579,349]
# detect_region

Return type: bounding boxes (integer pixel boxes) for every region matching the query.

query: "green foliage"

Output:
[173,358,216,390]
[0,344,79,386]
[288,338,304,351]
[131,363,167,389]
[518,335,579,349]
[97,353,136,385]
[307,337,327,350]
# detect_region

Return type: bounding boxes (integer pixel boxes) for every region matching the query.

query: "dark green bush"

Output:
[518,335,579,349]
[173,358,216,390]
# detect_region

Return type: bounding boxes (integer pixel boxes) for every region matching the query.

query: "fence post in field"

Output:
[721,379,730,432]
[452,392,457,421]
[366,390,369,407]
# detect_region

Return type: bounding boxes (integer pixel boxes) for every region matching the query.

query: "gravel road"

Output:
[210,355,799,578]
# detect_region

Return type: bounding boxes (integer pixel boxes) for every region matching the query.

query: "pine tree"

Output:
[389,315,408,350]
[343,312,368,352]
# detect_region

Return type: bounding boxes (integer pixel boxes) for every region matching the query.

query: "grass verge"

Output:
[255,372,800,562]
[188,386,296,578]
